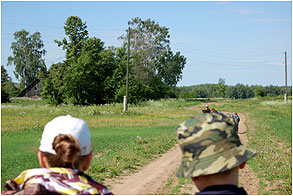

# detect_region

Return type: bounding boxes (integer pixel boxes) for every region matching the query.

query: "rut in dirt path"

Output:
[105,112,259,195]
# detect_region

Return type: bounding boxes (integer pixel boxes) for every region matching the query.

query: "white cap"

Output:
[39,115,91,156]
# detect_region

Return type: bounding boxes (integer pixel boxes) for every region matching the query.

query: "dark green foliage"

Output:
[157,49,186,86]
[1,88,10,103]
[226,83,254,99]
[62,39,115,105]
[215,78,226,97]
[5,79,20,97]
[43,16,186,105]
[1,65,10,103]
[41,62,67,104]
[251,85,265,97]
[177,81,291,99]
[1,65,19,102]
[264,85,292,97]
[177,84,217,98]
[1,65,9,83]
[45,17,114,105]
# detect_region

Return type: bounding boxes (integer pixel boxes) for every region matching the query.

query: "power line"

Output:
[2,22,125,31]
[172,47,282,65]
[2,32,121,42]
[2,22,61,29]
[172,43,282,57]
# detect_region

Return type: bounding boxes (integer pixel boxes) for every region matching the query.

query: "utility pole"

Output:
[123,27,130,113]
[284,51,288,103]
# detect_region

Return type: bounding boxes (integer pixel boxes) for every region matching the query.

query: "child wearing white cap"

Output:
[3,115,113,195]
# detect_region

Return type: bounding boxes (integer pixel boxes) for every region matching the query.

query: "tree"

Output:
[232,84,254,99]
[55,16,89,60]
[121,17,170,84]
[62,38,115,105]
[105,45,128,103]
[41,62,67,104]
[1,65,10,102]
[157,49,186,86]
[216,78,226,97]
[119,17,186,100]
[251,85,265,97]
[1,65,9,84]
[225,86,238,99]
[44,16,118,105]
[7,30,46,87]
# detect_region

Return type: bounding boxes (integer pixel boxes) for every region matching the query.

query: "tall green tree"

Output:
[44,16,117,105]
[120,17,186,99]
[7,30,46,87]
[105,45,128,103]
[62,38,115,105]
[216,78,226,97]
[55,16,89,60]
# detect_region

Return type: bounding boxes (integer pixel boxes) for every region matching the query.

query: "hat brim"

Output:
[176,145,257,178]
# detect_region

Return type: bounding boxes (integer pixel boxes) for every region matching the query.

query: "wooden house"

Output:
[17,79,42,98]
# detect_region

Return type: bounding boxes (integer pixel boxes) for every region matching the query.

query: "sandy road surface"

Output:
[106,112,259,195]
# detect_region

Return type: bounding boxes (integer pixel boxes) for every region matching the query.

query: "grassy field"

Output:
[1,97,292,194]
[1,98,202,189]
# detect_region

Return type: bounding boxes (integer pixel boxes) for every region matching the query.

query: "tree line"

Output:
[176,78,292,99]
[2,16,186,104]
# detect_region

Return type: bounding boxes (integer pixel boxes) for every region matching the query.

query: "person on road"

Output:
[210,108,218,113]
[2,115,113,195]
[202,105,211,113]
[175,112,257,195]
[233,112,240,128]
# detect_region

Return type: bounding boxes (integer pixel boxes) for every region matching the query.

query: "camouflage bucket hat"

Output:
[176,112,257,178]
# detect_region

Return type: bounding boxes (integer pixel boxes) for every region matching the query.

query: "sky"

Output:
[1,1,292,87]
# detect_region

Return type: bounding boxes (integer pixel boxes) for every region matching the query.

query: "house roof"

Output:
[17,79,41,97]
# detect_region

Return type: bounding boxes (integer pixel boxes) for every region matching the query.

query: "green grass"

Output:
[1,98,203,132]
[1,98,203,189]
[1,125,177,188]
[171,178,194,195]
[270,116,292,144]
[1,127,42,184]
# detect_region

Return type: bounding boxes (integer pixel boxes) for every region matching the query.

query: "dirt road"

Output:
[106,112,259,195]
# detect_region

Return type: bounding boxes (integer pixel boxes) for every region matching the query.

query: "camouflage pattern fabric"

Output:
[176,112,257,178]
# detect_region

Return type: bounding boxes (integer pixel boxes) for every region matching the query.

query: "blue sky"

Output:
[1,1,292,86]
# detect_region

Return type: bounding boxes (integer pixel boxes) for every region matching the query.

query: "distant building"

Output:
[17,79,42,98]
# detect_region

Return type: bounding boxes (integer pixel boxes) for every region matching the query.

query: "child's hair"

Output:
[42,134,87,169]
